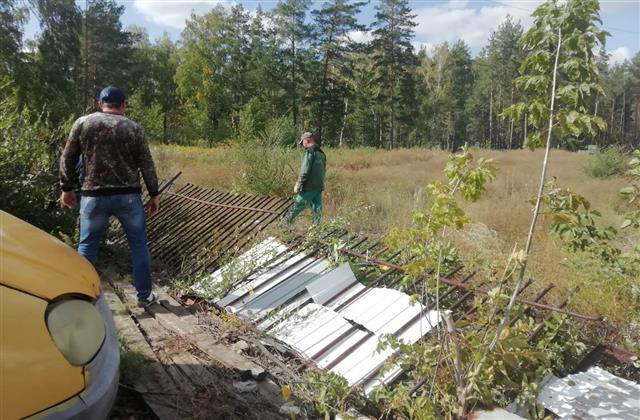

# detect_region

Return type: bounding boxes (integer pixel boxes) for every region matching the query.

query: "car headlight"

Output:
[46,299,106,366]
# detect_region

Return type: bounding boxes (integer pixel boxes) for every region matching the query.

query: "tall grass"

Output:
[151,145,637,325]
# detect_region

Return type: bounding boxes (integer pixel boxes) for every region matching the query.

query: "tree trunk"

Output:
[490,26,563,352]
[317,48,332,145]
[339,97,349,148]
[291,18,297,127]
[509,85,514,149]
[610,101,615,143]
[489,87,494,149]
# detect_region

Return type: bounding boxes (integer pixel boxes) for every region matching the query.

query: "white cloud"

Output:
[348,30,373,44]
[412,0,543,50]
[609,46,631,64]
[133,0,229,29]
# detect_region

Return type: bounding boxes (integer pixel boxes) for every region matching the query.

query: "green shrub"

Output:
[584,146,628,178]
[232,115,298,197]
[0,82,76,236]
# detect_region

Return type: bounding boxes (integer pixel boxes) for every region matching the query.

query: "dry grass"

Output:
[152,144,637,326]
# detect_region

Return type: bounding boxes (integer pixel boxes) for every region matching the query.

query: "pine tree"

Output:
[81,0,135,111]
[370,0,417,149]
[31,0,83,122]
[310,0,367,146]
[272,0,312,128]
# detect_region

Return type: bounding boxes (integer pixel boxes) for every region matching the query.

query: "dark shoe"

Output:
[138,291,158,308]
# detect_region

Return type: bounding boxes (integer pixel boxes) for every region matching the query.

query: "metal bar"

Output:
[160,191,264,266]
[510,284,554,326]
[151,187,233,260]
[459,278,534,320]
[340,248,604,322]
[149,186,226,254]
[158,171,182,194]
[165,191,281,214]
[191,195,288,268]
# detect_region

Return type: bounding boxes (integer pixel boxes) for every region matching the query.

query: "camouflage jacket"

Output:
[60,112,159,197]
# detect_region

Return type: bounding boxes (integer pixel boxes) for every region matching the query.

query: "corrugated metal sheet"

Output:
[538,366,640,419]
[196,238,441,394]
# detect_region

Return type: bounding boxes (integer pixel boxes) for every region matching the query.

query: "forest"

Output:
[2,0,639,150]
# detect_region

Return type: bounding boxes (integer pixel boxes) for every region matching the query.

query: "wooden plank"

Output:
[102,281,185,420]
[152,292,268,379]
[114,280,220,388]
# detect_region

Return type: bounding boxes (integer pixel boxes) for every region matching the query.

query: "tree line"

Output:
[2,0,639,149]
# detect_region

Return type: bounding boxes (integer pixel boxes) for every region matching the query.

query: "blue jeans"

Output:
[78,194,152,300]
[285,191,323,225]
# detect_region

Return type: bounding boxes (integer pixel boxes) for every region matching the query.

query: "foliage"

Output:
[583,145,629,178]
[310,0,367,146]
[4,0,639,150]
[378,147,501,418]
[503,0,608,150]
[236,97,270,143]
[386,146,497,280]
[620,150,640,230]
[126,90,164,142]
[0,82,76,236]
[232,119,297,197]
[374,304,585,419]
[370,0,418,149]
[539,179,621,264]
[119,336,146,386]
[298,371,360,419]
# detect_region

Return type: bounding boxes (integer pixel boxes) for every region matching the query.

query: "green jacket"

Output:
[297,145,326,192]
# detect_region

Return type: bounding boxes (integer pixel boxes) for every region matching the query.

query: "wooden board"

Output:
[102,281,184,419]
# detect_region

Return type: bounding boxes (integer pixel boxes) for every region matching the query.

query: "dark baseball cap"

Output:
[99,86,126,105]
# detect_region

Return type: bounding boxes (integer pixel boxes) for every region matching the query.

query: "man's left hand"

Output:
[61,191,77,208]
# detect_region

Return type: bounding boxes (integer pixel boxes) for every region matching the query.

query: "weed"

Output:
[118,336,146,386]
[583,146,629,178]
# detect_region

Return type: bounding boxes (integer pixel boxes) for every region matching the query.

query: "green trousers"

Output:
[285,191,323,225]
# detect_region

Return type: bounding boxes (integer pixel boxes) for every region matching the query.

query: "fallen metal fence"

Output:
[112,182,291,273]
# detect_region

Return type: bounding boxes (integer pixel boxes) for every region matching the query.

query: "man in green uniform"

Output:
[285,132,326,225]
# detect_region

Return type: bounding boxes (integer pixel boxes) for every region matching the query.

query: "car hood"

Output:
[0,211,99,300]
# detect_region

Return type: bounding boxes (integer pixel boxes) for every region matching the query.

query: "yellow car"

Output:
[0,211,119,419]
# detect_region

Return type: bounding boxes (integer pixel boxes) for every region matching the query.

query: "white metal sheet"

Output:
[256,290,313,331]
[538,366,640,419]
[315,329,371,369]
[237,259,331,319]
[221,253,312,311]
[305,262,359,305]
[330,333,395,386]
[270,303,352,358]
[340,288,411,334]
[324,282,367,309]
[190,237,288,299]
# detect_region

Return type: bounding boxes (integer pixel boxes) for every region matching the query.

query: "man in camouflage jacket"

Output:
[285,132,326,225]
[60,86,160,306]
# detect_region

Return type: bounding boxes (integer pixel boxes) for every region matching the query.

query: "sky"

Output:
[24,0,640,64]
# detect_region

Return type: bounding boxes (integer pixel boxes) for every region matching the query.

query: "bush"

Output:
[0,82,77,236]
[584,146,628,178]
[232,115,298,197]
